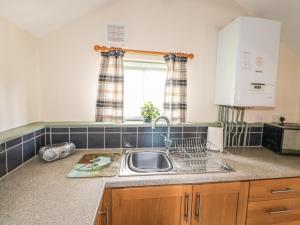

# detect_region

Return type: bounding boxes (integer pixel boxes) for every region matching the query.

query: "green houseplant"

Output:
[141,101,160,122]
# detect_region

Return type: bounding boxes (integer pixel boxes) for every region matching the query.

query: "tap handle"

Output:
[160,134,170,142]
[160,134,172,149]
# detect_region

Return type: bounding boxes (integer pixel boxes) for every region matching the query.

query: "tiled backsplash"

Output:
[45,126,209,149]
[0,124,263,179]
[0,129,45,178]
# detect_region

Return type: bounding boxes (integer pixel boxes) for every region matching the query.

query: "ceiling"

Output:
[0,0,300,56]
[0,0,109,37]
[235,0,300,56]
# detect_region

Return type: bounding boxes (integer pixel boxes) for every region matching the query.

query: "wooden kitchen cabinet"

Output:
[98,178,300,225]
[247,198,300,225]
[111,185,193,225]
[191,182,249,225]
[246,178,300,225]
[95,188,111,225]
[249,177,300,201]
[110,182,249,225]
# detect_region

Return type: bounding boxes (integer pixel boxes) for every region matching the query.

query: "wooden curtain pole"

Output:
[94,45,194,59]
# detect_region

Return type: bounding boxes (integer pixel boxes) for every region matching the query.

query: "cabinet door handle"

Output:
[195,192,201,221]
[271,188,296,194]
[98,206,109,225]
[184,193,190,222]
[268,208,294,214]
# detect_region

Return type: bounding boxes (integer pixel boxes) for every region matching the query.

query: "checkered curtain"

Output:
[95,50,125,123]
[163,54,188,123]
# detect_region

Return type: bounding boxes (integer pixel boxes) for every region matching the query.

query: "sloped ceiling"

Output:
[0,0,110,37]
[0,0,300,57]
[235,0,300,56]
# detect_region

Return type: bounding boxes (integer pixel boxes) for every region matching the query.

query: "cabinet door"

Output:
[247,198,300,225]
[249,178,300,201]
[191,182,249,225]
[111,185,192,225]
[95,188,111,225]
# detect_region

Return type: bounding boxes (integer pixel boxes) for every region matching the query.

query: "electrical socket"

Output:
[255,114,264,122]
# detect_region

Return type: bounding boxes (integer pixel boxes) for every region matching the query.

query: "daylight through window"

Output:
[123,60,167,121]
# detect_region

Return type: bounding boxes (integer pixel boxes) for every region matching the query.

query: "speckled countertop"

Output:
[1,147,300,225]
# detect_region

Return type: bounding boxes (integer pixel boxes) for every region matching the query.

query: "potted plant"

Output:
[141,101,160,123]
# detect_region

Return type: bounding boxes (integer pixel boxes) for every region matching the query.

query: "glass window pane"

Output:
[124,69,144,119]
[143,70,166,110]
[123,61,166,120]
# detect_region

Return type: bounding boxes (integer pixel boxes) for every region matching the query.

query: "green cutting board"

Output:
[67,153,121,178]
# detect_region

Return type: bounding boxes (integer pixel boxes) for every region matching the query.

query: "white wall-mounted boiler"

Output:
[214,17,281,107]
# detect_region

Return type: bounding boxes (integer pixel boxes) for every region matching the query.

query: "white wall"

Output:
[298,62,300,122]
[0,17,40,132]
[275,45,300,123]
[245,44,300,123]
[36,0,300,123]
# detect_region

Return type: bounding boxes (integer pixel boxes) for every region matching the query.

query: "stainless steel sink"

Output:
[119,149,176,176]
[128,151,173,172]
[118,148,234,177]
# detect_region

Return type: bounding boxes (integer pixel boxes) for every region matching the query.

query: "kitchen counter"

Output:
[2,147,300,225]
[0,150,106,225]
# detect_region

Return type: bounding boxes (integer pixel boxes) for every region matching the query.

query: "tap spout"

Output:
[152,116,171,151]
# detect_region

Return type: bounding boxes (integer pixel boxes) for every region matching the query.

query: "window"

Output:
[123,60,167,121]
